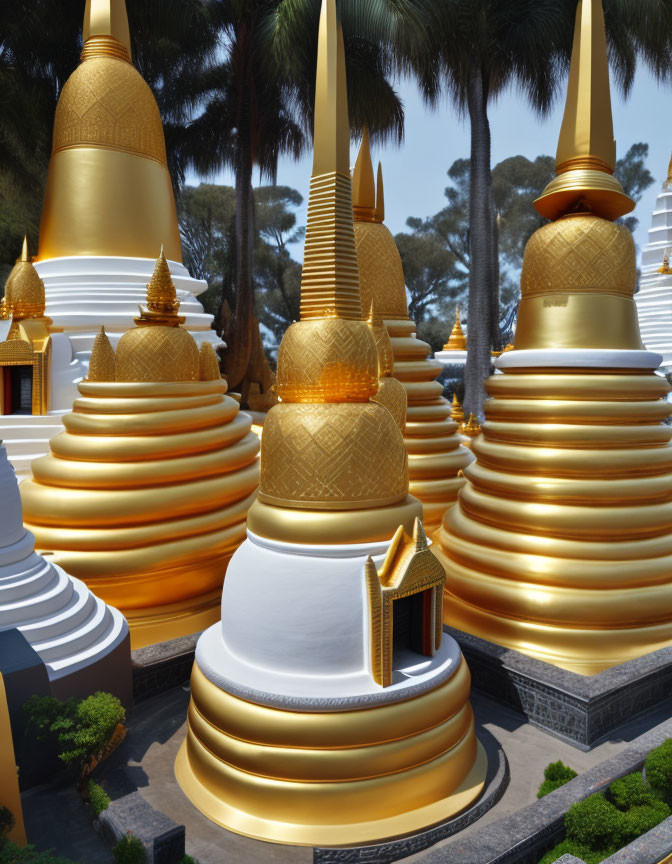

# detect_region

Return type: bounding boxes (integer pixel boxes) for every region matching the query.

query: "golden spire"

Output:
[451,393,464,428]
[135,248,184,327]
[353,129,377,223]
[20,236,29,263]
[535,0,633,221]
[376,163,385,223]
[463,413,481,438]
[299,0,361,321]
[82,0,132,61]
[665,152,672,190]
[443,306,467,351]
[88,327,116,382]
[3,238,46,321]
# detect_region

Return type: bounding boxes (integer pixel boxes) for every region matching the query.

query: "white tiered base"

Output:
[1,256,219,477]
[637,188,672,370]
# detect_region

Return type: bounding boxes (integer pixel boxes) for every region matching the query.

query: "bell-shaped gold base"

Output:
[21,380,260,649]
[437,366,672,675]
[388,319,473,530]
[175,660,486,846]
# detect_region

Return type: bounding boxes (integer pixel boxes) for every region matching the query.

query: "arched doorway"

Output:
[3,366,33,415]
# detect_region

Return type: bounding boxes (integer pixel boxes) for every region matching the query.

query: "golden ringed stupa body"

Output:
[20,253,260,649]
[437,0,672,675]
[175,0,485,844]
[352,134,473,530]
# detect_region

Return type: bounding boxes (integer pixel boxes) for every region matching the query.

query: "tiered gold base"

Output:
[124,590,222,650]
[175,660,486,846]
[437,368,672,675]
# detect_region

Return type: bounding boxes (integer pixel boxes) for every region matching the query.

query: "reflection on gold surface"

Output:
[176,661,485,846]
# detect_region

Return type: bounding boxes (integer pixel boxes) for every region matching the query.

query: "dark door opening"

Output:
[392,589,433,664]
[3,366,33,415]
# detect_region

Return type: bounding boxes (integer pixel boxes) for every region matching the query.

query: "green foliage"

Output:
[180,857,198,864]
[113,834,146,864]
[87,780,111,818]
[622,800,670,842]
[538,761,578,798]
[24,692,125,775]
[0,808,14,839]
[609,772,661,810]
[537,838,612,864]
[565,794,626,849]
[645,739,672,797]
[0,842,76,863]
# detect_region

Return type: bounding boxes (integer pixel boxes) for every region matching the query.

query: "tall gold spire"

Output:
[20,236,29,263]
[299,0,361,321]
[353,129,377,222]
[376,162,385,223]
[535,0,633,221]
[82,0,132,60]
[135,248,184,327]
[443,306,467,351]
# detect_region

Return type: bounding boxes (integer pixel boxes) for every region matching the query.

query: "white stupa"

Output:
[0,0,219,480]
[636,176,672,371]
[0,443,130,701]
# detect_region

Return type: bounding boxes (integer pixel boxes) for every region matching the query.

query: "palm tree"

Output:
[182,0,431,407]
[412,0,672,419]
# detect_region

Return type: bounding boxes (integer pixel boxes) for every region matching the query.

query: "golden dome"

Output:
[4,238,46,320]
[115,324,199,383]
[521,213,636,300]
[88,326,116,382]
[354,221,408,319]
[52,55,167,167]
[258,402,408,510]
[275,319,378,403]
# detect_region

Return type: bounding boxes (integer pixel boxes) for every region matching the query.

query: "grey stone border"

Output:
[448,627,672,749]
[419,719,672,864]
[131,632,200,703]
[313,728,508,863]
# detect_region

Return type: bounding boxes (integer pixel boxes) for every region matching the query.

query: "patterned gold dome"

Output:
[275,319,378,403]
[115,324,198,383]
[52,55,167,167]
[521,213,636,300]
[354,222,408,319]
[3,239,46,320]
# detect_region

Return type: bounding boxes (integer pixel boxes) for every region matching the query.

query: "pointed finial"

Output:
[412,518,428,551]
[298,0,362,321]
[443,305,467,351]
[88,326,116,382]
[312,0,350,177]
[451,393,465,427]
[135,247,184,327]
[660,247,672,275]
[534,0,632,221]
[353,129,376,222]
[665,153,672,190]
[20,236,30,263]
[83,0,132,61]
[463,412,482,438]
[375,162,385,223]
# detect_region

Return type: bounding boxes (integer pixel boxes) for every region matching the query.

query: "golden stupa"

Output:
[437,0,672,675]
[352,133,473,530]
[176,0,484,844]
[38,0,182,261]
[443,307,467,352]
[20,251,260,648]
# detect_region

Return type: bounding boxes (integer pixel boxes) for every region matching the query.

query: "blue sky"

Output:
[191,65,670,264]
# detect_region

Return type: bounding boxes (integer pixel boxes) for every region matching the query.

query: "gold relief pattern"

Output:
[354,221,408,319]
[522,215,635,299]
[4,257,46,321]
[276,319,378,403]
[372,376,407,431]
[199,342,222,382]
[115,325,199,383]
[366,520,446,687]
[88,327,116,382]
[53,57,168,166]
[258,402,408,509]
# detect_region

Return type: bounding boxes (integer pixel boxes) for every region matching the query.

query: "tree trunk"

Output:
[490,200,501,352]
[464,63,494,421]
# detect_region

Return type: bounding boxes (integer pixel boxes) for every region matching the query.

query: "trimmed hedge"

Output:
[609,772,661,809]
[87,780,111,819]
[645,738,672,798]
[0,843,76,864]
[538,761,578,799]
[113,834,146,864]
[538,839,613,864]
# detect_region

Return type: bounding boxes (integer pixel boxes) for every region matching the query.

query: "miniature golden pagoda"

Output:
[20,251,260,649]
[451,393,465,428]
[443,307,467,352]
[39,0,181,261]
[175,0,485,844]
[437,0,672,675]
[352,133,473,530]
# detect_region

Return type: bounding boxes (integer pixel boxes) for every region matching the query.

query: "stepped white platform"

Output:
[637,187,672,371]
[0,444,131,702]
[2,255,218,475]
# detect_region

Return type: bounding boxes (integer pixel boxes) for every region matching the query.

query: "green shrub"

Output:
[180,858,198,864]
[538,761,578,798]
[622,799,671,842]
[564,794,626,849]
[609,772,661,810]
[87,780,111,818]
[538,838,613,864]
[0,808,15,838]
[24,692,125,777]
[113,834,146,864]
[645,739,672,797]
[0,842,76,863]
